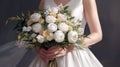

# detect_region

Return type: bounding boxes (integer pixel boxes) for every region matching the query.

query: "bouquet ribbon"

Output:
[48,59,58,67]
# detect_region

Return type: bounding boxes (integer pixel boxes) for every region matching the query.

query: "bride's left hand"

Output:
[46,46,69,60]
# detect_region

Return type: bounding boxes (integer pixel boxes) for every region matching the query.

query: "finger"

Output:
[48,47,63,53]
[48,46,60,51]
[40,48,48,53]
[35,47,40,53]
[40,48,59,60]
[47,57,55,60]
[39,48,49,58]
[47,48,63,57]
[39,54,49,63]
[47,49,63,59]
[40,49,56,60]
[39,50,48,57]
[55,49,68,58]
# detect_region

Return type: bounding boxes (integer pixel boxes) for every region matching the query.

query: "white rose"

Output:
[54,30,65,42]
[47,7,58,13]
[47,6,52,12]
[46,16,56,23]
[36,35,44,43]
[22,26,27,32]
[30,13,41,22]
[51,7,59,13]
[32,23,42,33]
[57,13,67,21]
[58,3,64,9]
[31,33,37,38]
[48,23,57,32]
[26,26,32,31]
[68,31,78,43]
[46,32,54,41]
[58,23,69,32]
[77,27,84,34]
[22,26,32,32]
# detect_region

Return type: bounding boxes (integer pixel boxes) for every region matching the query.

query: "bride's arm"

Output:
[83,0,103,47]
[39,0,44,7]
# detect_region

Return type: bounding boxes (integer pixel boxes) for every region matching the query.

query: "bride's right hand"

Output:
[35,47,49,63]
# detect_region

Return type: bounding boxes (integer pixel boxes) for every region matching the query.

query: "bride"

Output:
[29,0,103,67]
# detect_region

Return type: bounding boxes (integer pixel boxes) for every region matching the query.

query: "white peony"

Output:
[48,23,57,32]
[77,27,84,34]
[54,30,65,42]
[30,13,41,22]
[32,23,42,33]
[68,31,78,43]
[58,23,69,32]
[36,35,44,43]
[22,26,32,32]
[57,13,67,21]
[46,32,54,41]
[46,16,56,23]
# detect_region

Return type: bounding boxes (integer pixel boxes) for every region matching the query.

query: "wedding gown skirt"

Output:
[29,48,103,67]
[0,0,103,66]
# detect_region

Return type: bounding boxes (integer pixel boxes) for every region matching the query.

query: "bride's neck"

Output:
[54,0,71,5]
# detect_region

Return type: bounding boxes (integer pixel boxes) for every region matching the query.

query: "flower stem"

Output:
[48,59,58,67]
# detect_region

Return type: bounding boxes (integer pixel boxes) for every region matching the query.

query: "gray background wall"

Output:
[0,0,120,67]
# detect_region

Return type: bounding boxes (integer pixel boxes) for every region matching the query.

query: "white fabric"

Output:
[29,0,103,67]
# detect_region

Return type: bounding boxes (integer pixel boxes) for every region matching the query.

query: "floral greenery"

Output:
[6,4,86,67]
[6,5,85,50]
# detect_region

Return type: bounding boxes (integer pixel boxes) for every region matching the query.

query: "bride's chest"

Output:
[44,0,83,10]
[44,0,84,20]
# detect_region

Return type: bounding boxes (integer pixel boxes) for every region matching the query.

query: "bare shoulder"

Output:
[40,0,45,3]
[83,0,96,3]
[83,0,96,6]
[83,0,97,10]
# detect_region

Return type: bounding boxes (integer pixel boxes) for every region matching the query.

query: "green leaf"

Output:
[69,17,74,20]
[16,15,20,19]
[64,6,69,10]
[22,12,25,17]
[5,17,21,24]
[27,11,31,17]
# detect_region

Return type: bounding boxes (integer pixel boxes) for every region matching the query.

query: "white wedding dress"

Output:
[29,0,103,67]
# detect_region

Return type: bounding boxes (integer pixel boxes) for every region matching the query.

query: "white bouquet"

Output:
[6,4,85,67]
[6,4,85,49]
